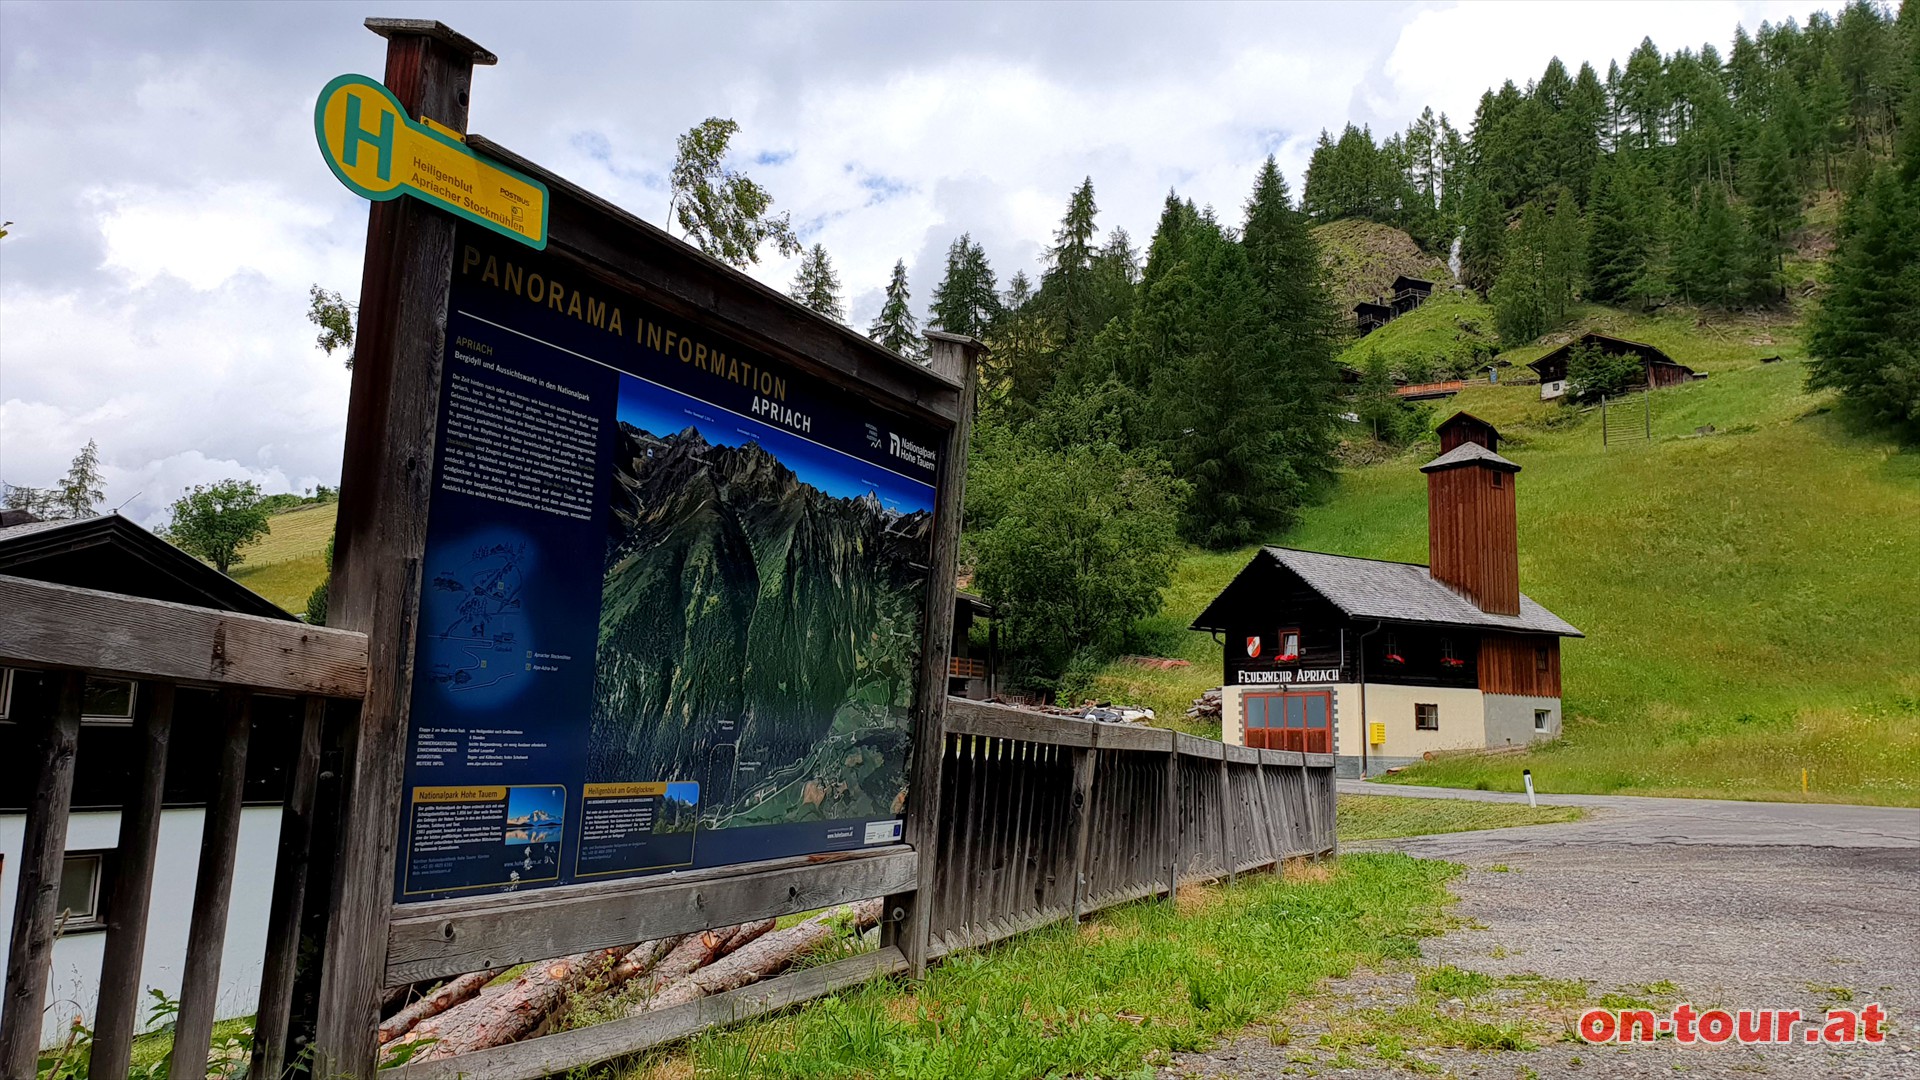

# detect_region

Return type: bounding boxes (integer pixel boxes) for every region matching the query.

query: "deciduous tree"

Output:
[163,479,272,576]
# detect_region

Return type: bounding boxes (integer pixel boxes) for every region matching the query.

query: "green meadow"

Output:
[1092,309,1920,807]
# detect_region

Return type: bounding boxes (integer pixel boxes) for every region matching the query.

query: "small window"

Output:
[1383,635,1404,665]
[1278,629,1300,661]
[0,668,11,722]
[1415,703,1439,731]
[1440,638,1464,669]
[1534,709,1551,733]
[57,852,108,933]
[1493,472,1504,489]
[82,677,137,726]
[1535,645,1550,672]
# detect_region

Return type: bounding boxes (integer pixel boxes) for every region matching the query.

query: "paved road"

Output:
[1163,782,1920,1079]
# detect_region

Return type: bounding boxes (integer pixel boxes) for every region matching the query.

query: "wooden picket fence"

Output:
[927,700,1336,957]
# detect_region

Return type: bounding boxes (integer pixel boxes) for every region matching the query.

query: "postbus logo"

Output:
[1246,635,1262,658]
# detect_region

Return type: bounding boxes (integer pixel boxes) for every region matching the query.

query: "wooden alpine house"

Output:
[1192,413,1581,776]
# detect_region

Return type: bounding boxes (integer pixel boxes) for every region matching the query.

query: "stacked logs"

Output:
[379,900,883,1061]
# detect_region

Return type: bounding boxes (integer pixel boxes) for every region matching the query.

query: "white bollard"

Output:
[1523,768,1536,807]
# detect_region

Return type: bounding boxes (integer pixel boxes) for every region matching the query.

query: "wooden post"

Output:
[1217,756,1234,885]
[887,330,982,976]
[0,670,82,1077]
[173,688,253,1076]
[1164,734,1179,902]
[311,19,494,1076]
[252,695,328,1079]
[1066,747,1097,921]
[88,681,175,1080]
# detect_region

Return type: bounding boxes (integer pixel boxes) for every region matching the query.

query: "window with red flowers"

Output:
[1383,634,1404,665]
[1440,637,1465,669]
[1277,628,1300,662]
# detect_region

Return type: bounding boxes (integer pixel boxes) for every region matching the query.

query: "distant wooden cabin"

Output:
[1528,333,1703,401]
[1353,299,1392,336]
[1192,414,1580,776]
[949,591,997,700]
[1390,275,1434,317]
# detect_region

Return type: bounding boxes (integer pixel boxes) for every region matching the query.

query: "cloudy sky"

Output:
[1,0,1819,527]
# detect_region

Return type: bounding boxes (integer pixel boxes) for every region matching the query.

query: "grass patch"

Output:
[1087,312,1920,806]
[228,502,335,613]
[1337,795,1582,841]
[1338,290,1499,381]
[607,854,1456,1080]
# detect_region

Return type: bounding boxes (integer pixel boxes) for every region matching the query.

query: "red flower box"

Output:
[1385,653,1405,664]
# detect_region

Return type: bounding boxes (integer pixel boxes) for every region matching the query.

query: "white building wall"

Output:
[0,807,282,1047]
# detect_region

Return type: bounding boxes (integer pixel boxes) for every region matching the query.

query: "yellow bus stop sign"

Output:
[315,74,548,249]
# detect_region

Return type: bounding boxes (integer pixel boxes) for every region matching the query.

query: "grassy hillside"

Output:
[230,502,335,613]
[1090,307,1920,806]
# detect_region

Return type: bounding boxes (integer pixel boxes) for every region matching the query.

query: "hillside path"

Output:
[1161,782,1920,1079]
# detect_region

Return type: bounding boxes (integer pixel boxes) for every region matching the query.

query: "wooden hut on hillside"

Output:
[1390,275,1434,316]
[1528,333,1703,401]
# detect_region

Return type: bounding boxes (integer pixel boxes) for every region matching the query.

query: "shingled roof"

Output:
[0,513,292,619]
[1420,442,1522,473]
[1191,546,1581,638]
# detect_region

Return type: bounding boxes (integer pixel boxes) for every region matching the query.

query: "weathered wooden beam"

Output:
[465,134,964,427]
[1067,747,1098,920]
[1174,731,1224,760]
[889,333,979,976]
[1092,723,1173,753]
[311,22,478,1075]
[251,695,328,1079]
[0,575,368,697]
[1223,743,1259,764]
[88,681,175,1080]
[385,848,917,985]
[0,671,82,1078]
[945,698,1098,747]
[386,946,909,1080]
[173,688,253,1077]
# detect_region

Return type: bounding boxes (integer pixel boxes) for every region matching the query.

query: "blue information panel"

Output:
[395,226,939,903]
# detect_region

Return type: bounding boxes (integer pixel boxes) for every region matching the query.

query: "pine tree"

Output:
[788,243,844,320]
[1807,43,1920,438]
[56,439,107,519]
[929,233,1000,339]
[1672,183,1744,305]
[868,259,924,362]
[1742,119,1803,296]
[1241,156,1343,491]
[1586,154,1668,307]
[1039,177,1102,348]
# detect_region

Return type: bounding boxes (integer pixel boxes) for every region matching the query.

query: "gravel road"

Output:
[1161,782,1920,1079]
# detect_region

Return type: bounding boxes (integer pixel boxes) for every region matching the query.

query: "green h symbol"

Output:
[342,93,395,181]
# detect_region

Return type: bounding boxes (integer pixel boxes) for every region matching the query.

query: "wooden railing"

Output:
[948,656,987,679]
[0,576,1335,1077]
[0,574,369,1080]
[927,700,1336,957]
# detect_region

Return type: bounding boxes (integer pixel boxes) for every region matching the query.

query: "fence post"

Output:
[252,695,328,1079]
[88,681,176,1080]
[310,20,493,1076]
[1218,755,1235,884]
[0,671,83,1078]
[172,688,254,1077]
[1067,746,1098,920]
[1163,732,1179,902]
[1602,393,1609,449]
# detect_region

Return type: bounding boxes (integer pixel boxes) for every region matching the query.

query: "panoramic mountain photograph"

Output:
[587,374,934,832]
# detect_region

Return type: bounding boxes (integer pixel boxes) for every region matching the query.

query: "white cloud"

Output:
[1373,1,1813,127]
[0,0,1846,530]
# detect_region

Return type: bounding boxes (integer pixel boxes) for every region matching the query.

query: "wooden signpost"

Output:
[308,18,976,1076]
